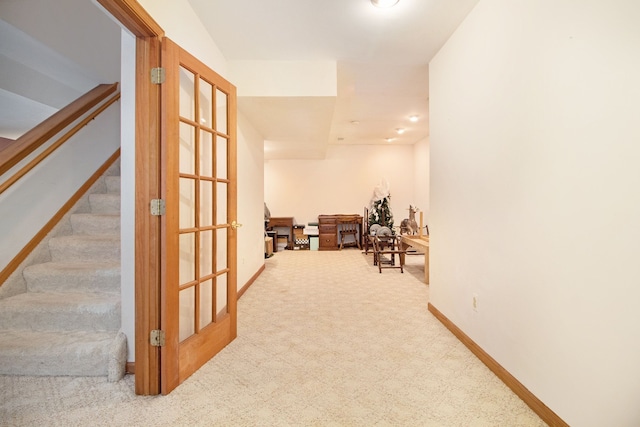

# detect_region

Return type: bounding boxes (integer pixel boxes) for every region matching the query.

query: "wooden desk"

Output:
[268,217,294,250]
[400,235,429,284]
[318,214,363,250]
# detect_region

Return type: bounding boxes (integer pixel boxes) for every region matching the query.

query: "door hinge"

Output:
[151,67,165,84]
[150,199,165,216]
[150,329,165,347]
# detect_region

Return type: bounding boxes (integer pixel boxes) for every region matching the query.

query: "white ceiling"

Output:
[0,0,479,155]
[0,0,121,140]
[188,0,480,159]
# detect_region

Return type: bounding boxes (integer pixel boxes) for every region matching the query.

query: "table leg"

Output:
[424,246,429,284]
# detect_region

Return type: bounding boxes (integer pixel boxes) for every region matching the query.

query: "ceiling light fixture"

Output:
[396,128,405,134]
[371,0,399,8]
[385,137,394,143]
[409,115,419,122]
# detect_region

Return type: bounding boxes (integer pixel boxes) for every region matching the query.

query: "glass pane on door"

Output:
[216,182,227,225]
[216,274,228,318]
[216,135,227,180]
[199,79,213,129]
[179,123,195,175]
[200,180,213,227]
[200,230,213,277]
[179,178,195,229]
[179,286,195,341]
[179,232,195,285]
[217,228,227,271]
[199,279,213,328]
[200,130,213,177]
[216,88,227,135]
[179,68,195,121]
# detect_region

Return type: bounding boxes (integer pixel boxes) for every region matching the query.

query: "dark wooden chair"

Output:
[372,235,406,273]
[338,217,361,250]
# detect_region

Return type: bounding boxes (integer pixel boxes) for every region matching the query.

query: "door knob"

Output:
[231,220,243,229]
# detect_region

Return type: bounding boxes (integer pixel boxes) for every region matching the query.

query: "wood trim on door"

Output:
[132,35,162,395]
[97,0,164,395]
[96,0,163,38]
[227,85,239,339]
[159,38,179,393]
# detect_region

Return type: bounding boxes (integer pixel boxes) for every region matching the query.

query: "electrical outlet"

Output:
[472,294,478,311]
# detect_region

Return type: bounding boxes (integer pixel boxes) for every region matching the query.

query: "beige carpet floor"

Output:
[0,250,546,426]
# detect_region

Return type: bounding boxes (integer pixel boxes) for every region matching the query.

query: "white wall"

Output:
[429,1,640,426]
[119,28,136,362]
[264,144,418,227]
[137,0,228,79]
[0,105,120,275]
[236,111,266,286]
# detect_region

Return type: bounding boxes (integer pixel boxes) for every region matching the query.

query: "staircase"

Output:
[0,162,126,381]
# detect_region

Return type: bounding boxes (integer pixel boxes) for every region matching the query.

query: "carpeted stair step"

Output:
[2,163,126,381]
[0,291,120,332]
[49,235,120,262]
[106,162,120,177]
[0,330,124,377]
[89,193,120,214]
[105,176,120,194]
[24,262,120,293]
[70,213,120,236]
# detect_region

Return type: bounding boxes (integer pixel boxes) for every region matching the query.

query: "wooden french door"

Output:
[160,38,238,394]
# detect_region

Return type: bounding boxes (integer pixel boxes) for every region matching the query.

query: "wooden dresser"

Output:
[267,217,294,250]
[318,214,362,250]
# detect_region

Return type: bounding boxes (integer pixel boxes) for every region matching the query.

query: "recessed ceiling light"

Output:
[371,0,399,8]
[409,115,419,122]
[350,120,360,125]
[385,137,394,143]
[396,128,405,134]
